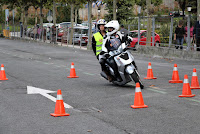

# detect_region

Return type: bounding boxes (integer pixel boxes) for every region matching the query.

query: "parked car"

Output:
[57,26,88,45]
[58,22,71,29]
[81,21,96,33]
[43,23,54,28]
[129,30,160,47]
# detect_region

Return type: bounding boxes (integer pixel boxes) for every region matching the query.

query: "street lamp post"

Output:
[187,4,192,50]
[137,6,141,46]
[169,16,173,48]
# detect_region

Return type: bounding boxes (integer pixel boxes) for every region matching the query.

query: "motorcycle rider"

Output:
[92,19,113,82]
[99,20,137,82]
[99,20,124,82]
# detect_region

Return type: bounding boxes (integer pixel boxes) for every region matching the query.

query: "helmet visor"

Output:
[107,27,114,32]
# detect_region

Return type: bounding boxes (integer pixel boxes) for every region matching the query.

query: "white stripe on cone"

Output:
[184,79,189,83]
[135,87,141,92]
[1,67,4,70]
[71,65,74,68]
[57,95,63,100]
[192,72,197,76]
[173,67,178,71]
[148,66,152,69]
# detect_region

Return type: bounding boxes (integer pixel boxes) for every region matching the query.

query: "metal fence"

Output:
[1,15,200,51]
[2,23,89,49]
[122,15,199,51]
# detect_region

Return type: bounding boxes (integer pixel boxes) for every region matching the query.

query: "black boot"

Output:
[104,71,113,82]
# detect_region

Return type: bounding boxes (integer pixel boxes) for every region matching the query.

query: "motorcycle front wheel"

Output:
[130,70,144,89]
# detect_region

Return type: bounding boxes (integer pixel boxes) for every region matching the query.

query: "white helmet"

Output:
[97,19,106,29]
[105,20,120,36]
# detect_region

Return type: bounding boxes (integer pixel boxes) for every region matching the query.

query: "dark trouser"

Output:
[196,38,200,51]
[100,59,108,72]
[97,55,108,73]
[98,55,119,77]
[176,37,184,49]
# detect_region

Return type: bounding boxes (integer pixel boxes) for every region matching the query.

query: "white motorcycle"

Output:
[100,38,144,89]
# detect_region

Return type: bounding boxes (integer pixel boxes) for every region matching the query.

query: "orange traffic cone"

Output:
[0,64,8,80]
[144,62,157,79]
[190,68,200,89]
[169,64,183,83]
[131,83,148,109]
[179,75,195,97]
[67,62,79,78]
[50,89,70,117]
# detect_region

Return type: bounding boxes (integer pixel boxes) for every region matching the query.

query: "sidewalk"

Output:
[10,35,88,51]
[8,35,200,61]
[136,45,200,61]
[56,42,87,50]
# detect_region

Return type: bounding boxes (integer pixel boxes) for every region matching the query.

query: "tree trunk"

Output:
[24,8,28,31]
[53,1,56,25]
[75,8,78,24]
[146,0,152,46]
[198,0,200,20]
[113,0,117,20]
[69,2,74,45]
[0,5,4,33]
[35,7,38,25]
[20,7,24,24]
[40,4,43,27]
[87,1,92,50]
[1,23,3,34]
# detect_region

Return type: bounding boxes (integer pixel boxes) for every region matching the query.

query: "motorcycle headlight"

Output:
[126,65,134,74]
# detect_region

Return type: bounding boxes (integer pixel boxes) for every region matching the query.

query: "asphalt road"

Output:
[0,38,200,134]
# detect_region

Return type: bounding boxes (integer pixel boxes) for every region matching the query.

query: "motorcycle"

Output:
[100,37,144,89]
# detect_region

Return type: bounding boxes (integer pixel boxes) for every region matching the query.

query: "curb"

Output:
[136,46,200,61]
[10,37,88,51]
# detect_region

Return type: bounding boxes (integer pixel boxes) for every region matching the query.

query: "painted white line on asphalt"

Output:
[83,72,95,76]
[27,86,73,109]
[59,65,66,67]
[184,98,200,104]
[128,83,167,94]
[146,88,167,94]
[44,63,52,65]
[39,92,73,109]
[55,65,62,68]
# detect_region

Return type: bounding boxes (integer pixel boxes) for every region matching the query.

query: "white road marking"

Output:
[146,88,167,94]
[184,98,200,104]
[27,86,73,108]
[83,72,95,76]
